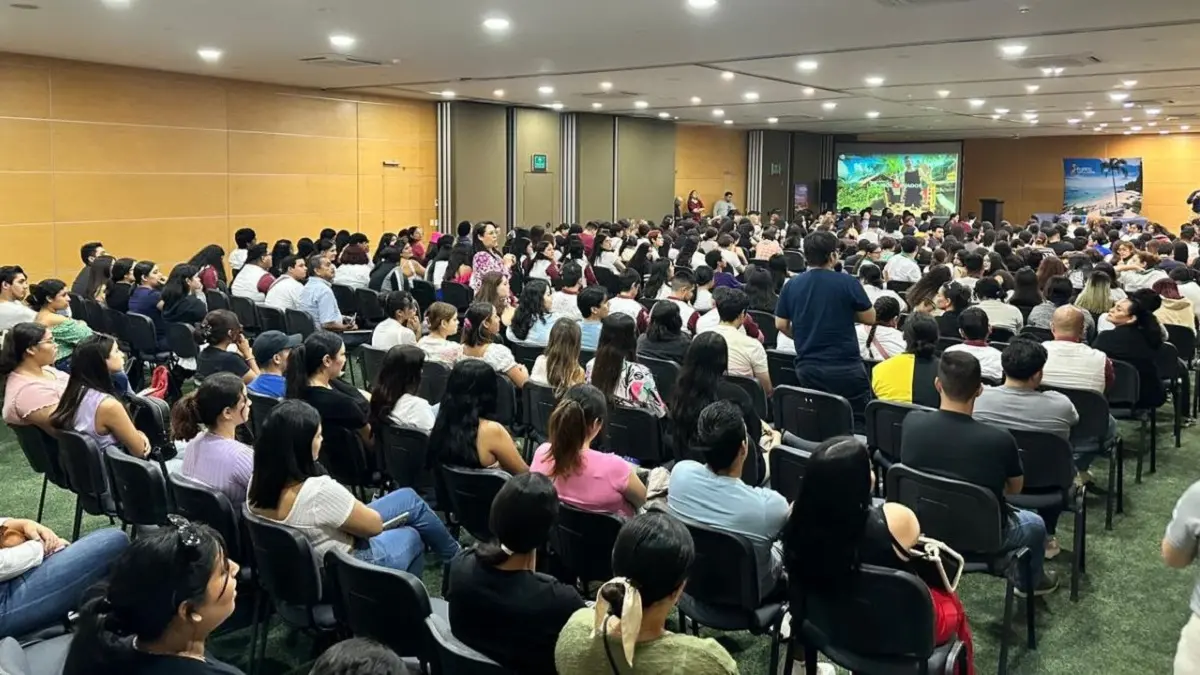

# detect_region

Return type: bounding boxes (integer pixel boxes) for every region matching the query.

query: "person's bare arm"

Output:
[1005,476,1024,495]
[24,407,56,434]
[340,501,384,538]
[96,398,150,458]
[482,421,528,474]
[775,317,793,338]
[855,307,877,325]
[505,364,529,389]
[624,470,648,509]
[755,371,774,397]
[1163,537,1198,569]
[882,502,921,550]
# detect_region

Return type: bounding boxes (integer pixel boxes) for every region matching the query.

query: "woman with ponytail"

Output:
[193,310,259,383]
[1,322,68,430]
[446,472,584,674]
[461,301,528,388]
[530,384,646,517]
[28,278,94,370]
[63,520,240,675]
[871,312,941,407]
[1094,288,1167,409]
[554,511,737,674]
[172,372,254,506]
[855,296,906,362]
[285,331,371,444]
[51,334,151,458]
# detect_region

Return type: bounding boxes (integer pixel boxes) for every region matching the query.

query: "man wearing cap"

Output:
[246,331,302,399]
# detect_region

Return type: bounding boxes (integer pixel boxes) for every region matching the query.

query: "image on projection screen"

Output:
[836,153,960,217]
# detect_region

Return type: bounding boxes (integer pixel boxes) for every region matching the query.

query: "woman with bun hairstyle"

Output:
[28,278,93,370]
[193,310,259,384]
[1094,288,1167,409]
[172,372,254,506]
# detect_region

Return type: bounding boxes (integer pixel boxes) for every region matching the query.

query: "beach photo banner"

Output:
[1062,157,1143,219]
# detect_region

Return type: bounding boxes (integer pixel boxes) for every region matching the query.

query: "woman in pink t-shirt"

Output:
[530,384,647,517]
[1,322,69,429]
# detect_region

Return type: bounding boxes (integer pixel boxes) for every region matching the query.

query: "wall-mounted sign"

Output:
[531,154,548,172]
[769,162,782,176]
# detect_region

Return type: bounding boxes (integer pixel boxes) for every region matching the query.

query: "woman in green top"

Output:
[29,279,94,370]
[554,511,737,675]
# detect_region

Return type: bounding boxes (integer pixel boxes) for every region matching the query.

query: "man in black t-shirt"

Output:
[900,352,1058,596]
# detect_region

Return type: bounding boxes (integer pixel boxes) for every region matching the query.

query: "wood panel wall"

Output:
[674,125,748,215]
[962,134,1200,232]
[0,53,435,282]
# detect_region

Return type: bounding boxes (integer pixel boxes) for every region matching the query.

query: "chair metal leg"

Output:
[71,498,83,540]
[1023,554,1036,649]
[1176,380,1184,448]
[805,645,819,675]
[768,630,781,675]
[1116,439,1126,514]
[1105,441,1116,531]
[1071,506,1084,602]
[1150,414,1158,474]
[36,476,48,523]
[677,610,686,634]
[782,638,796,675]
[998,576,1014,675]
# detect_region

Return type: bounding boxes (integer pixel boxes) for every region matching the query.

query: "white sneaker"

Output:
[786,662,836,675]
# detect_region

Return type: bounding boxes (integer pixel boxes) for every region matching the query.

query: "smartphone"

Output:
[382,512,411,531]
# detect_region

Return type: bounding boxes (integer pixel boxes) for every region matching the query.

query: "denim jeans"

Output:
[1073,415,1118,472]
[354,488,460,575]
[0,528,129,637]
[1002,508,1047,588]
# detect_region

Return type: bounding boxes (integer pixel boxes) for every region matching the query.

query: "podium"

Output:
[980,199,1004,226]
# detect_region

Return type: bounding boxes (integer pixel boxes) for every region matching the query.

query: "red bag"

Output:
[141,365,170,400]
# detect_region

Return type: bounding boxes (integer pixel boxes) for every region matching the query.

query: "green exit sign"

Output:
[531,154,548,172]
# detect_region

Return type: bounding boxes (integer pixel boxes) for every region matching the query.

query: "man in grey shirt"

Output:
[0,266,35,332]
[974,338,1079,441]
[1164,480,1200,672]
[713,191,736,219]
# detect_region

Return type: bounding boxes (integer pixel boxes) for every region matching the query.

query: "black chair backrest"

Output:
[57,430,112,517]
[167,323,199,359]
[635,355,680,404]
[332,284,359,316]
[1108,359,1141,409]
[865,400,928,463]
[678,518,761,610]
[247,392,280,438]
[243,506,324,607]
[772,385,854,443]
[522,381,558,441]
[325,548,435,660]
[442,282,474,313]
[104,446,171,526]
[490,374,518,427]
[425,615,512,674]
[508,343,542,372]
[1019,325,1052,341]
[578,349,595,368]
[169,473,244,563]
[724,374,768,420]
[1157,341,1182,380]
[205,289,230,310]
[593,266,621,298]
[990,326,1016,343]
[319,425,373,490]
[1167,324,1197,364]
[68,293,86,321]
[1009,430,1075,493]
[377,425,431,491]
[284,309,316,338]
[440,465,510,542]
[885,280,914,293]
[82,299,108,333]
[936,336,963,353]
[409,279,436,315]
[126,393,177,461]
[419,361,451,404]
[551,503,623,586]
[748,310,779,347]
[360,343,389,387]
[783,250,805,273]
[256,304,286,333]
[800,565,935,660]
[768,444,812,502]
[12,425,69,490]
[600,405,668,465]
[885,464,1004,555]
[356,288,386,324]
[1042,385,1110,444]
[766,349,799,387]
[228,295,260,332]
[104,308,131,346]
[126,313,161,354]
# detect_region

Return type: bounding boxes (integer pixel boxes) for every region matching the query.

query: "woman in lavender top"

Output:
[172,372,255,506]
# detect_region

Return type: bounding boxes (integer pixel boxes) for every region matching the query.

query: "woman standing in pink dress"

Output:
[469,222,515,291]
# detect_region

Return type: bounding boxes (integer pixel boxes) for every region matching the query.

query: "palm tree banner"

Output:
[1062,157,1143,218]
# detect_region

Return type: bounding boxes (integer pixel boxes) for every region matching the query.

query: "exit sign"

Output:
[531,154,548,172]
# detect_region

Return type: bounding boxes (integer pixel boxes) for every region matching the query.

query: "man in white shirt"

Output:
[666,269,700,335]
[713,191,736,219]
[229,227,257,273]
[698,288,772,395]
[0,266,36,331]
[882,236,922,283]
[607,269,647,325]
[265,255,308,311]
[943,307,1004,382]
[550,262,585,321]
[230,243,273,303]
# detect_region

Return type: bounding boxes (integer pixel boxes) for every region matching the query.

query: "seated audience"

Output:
[973,277,1024,334]
[396,237,427,285]
[532,384,646,517]
[248,400,459,575]
[882,235,922,283]
[1153,278,1197,335]
[333,243,372,289]
[229,243,274,302]
[860,263,907,312]
[245,330,300,399]
[416,301,463,365]
[783,436,975,672]
[554,511,738,675]
[527,240,560,282]
[194,310,260,384]
[461,302,529,388]
[587,313,666,417]
[173,372,255,506]
[856,296,906,362]
[301,255,366,343]
[1,322,69,429]
[698,287,772,394]
[1029,275,1094,339]
[188,245,226,291]
[370,344,437,434]
[1008,267,1044,314]
[69,241,106,298]
[637,300,692,363]
[900,352,1057,595]
[63,523,236,675]
[230,227,256,272]
[1171,267,1200,323]
[0,265,35,330]
[264,255,308,311]
[448,472,586,674]
[550,263,586,321]
[943,307,1004,382]
[668,400,788,600]
[871,312,941,407]
[934,281,972,337]
[368,246,402,292]
[705,249,742,289]
[607,269,647,323]
[430,358,527,473]
[1074,267,1119,318]
[905,264,953,315]
[285,331,371,443]
[310,639,411,675]
[643,259,674,301]
[476,271,516,328]
[577,286,609,352]
[508,279,559,346]
[1116,250,1168,291]
[160,263,209,328]
[1042,305,1113,394]
[371,290,421,350]
[28,279,93,370]
[531,318,586,396]
[104,258,136,313]
[1093,289,1167,410]
[50,335,151,458]
[693,265,715,312]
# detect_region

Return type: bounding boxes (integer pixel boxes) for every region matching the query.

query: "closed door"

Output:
[522,172,555,225]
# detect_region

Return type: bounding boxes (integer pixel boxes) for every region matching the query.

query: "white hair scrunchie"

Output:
[592,577,643,666]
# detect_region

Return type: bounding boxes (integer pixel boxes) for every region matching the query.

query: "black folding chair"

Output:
[1019,325,1053,341]
[636,355,681,404]
[550,502,624,589]
[256,304,286,333]
[410,279,436,316]
[768,444,812,502]
[169,474,247,566]
[104,446,171,531]
[376,425,434,498]
[1108,360,1153,482]
[748,309,779,347]
[598,405,669,466]
[767,349,799,387]
[126,313,171,367]
[359,343,389,387]
[1157,342,1184,448]
[229,295,261,336]
[724,374,769,421]
[771,385,855,449]
[329,283,357,317]
[508,342,542,372]
[864,399,930,492]
[935,336,963,354]
[442,282,474,313]
[783,250,806,273]
[205,289,230,311]
[1043,385,1123,529]
[521,382,558,458]
[56,430,117,539]
[67,293,86,322]
[593,266,621,298]
[439,465,510,542]
[990,326,1016,343]
[283,309,316,338]
[11,425,70,522]
[247,392,280,439]
[104,308,132,349]
[425,615,513,674]
[419,361,451,404]
[887,464,1035,675]
[167,323,198,361]
[82,299,108,333]
[356,287,386,327]
[490,374,520,430]
[318,425,379,499]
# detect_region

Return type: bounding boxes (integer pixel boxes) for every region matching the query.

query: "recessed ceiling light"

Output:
[329,34,357,49]
[1022,112,1038,120]
[1183,125,1192,131]
[1160,130,1170,135]
[690,96,702,105]
[767,117,779,124]
[968,99,986,108]
[1067,118,1081,124]
[1029,119,1038,125]
[1122,79,1138,87]
[633,100,649,109]
[1025,84,1039,93]
[591,102,603,109]
[1131,125,1143,131]
[1146,107,1161,115]
[538,85,555,95]
[673,116,679,120]
[720,71,735,81]
[1000,44,1028,56]
[1124,131,1132,135]
[687,0,717,8]
[802,87,815,95]
[723,119,733,125]
[797,59,819,72]
[866,111,880,118]
[712,109,725,117]
[743,92,759,101]
[197,48,222,63]
[937,90,951,98]
[1098,123,1108,128]
[864,76,885,86]
[1108,91,1129,102]
[599,81,613,91]
[101,0,131,8]
[1121,116,1132,122]
[822,101,837,110]
[549,102,564,111]
[1124,102,1135,108]
[995,107,1010,114]
[991,114,1001,120]
[482,16,510,32]
[658,112,671,119]
[492,89,505,97]
[1082,110,1095,118]
[1148,121,1157,127]
[1093,126,1103,132]
[440,91,456,99]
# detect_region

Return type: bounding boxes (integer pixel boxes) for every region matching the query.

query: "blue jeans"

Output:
[354,488,460,575]
[1002,508,1047,588]
[0,528,129,637]
[1073,415,1118,472]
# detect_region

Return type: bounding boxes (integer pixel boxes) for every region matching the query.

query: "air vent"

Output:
[874,0,973,6]
[299,54,388,68]
[1006,53,1101,69]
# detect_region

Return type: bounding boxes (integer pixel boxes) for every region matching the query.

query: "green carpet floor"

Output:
[2,409,1196,675]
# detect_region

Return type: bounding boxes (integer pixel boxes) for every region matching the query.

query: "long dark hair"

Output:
[902,312,939,359]
[247,400,323,510]
[461,302,496,348]
[645,301,683,342]
[1009,267,1042,306]
[192,309,242,347]
[476,472,559,566]
[781,436,872,588]
[670,332,728,460]
[368,345,425,430]
[744,266,777,310]
[1126,289,1165,349]
[601,512,694,616]
[0,322,47,376]
[863,296,901,360]
[443,245,475,283]
[906,264,952,309]
[83,256,115,300]
[627,243,652,277]
[64,523,228,675]
[429,359,497,468]
[546,384,607,477]
[110,257,136,286]
[50,334,122,431]
[590,313,638,405]
[160,263,199,310]
[284,332,345,399]
[642,259,672,300]
[675,236,699,267]
[170,372,244,440]
[187,244,226,283]
[27,279,66,311]
[132,260,157,286]
[510,279,550,341]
